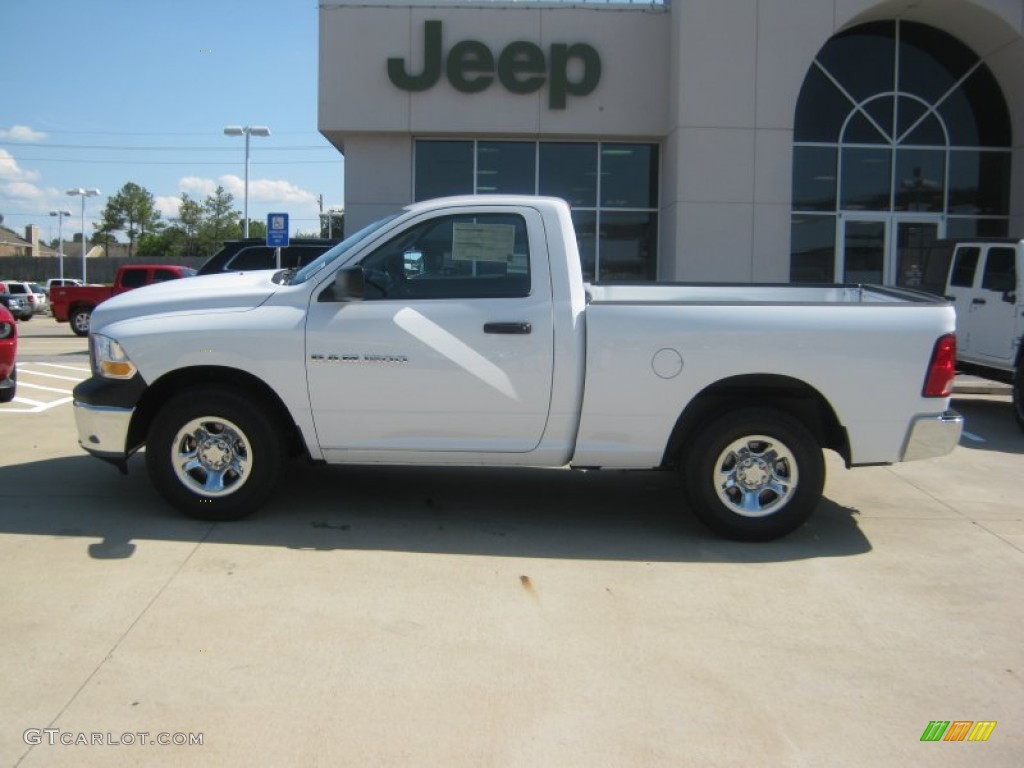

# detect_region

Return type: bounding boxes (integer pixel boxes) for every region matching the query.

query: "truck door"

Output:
[945,245,981,357]
[971,246,1018,363]
[305,207,555,457]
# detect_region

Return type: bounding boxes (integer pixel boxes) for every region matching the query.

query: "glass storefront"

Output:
[790,20,1012,285]
[414,140,659,281]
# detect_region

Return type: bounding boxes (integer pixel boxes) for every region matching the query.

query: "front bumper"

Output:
[73,373,147,471]
[901,410,963,462]
[74,401,135,465]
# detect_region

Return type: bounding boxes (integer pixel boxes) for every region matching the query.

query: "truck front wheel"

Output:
[681,408,824,541]
[70,307,91,336]
[146,388,286,521]
[1013,363,1024,432]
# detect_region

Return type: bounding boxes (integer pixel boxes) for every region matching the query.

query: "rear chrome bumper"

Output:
[901,410,963,462]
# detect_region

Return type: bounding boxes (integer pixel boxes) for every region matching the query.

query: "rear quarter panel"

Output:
[574,301,957,467]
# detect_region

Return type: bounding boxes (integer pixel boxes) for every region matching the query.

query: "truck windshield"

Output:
[286,214,399,285]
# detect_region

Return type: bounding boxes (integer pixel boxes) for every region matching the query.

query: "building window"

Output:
[414,140,659,282]
[790,20,1012,284]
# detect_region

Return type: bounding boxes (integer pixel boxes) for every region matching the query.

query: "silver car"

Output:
[0,293,31,321]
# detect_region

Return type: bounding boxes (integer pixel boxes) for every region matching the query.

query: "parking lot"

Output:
[1,318,1021,766]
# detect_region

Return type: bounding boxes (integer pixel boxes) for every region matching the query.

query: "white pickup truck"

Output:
[922,238,1023,431]
[74,196,962,541]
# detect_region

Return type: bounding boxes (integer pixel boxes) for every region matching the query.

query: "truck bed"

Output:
[586,283,945,306]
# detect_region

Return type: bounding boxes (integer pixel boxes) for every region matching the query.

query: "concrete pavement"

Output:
[1,389,1021,766]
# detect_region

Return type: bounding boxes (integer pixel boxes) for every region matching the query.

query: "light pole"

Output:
[67,188,100,283]
[49,209,73,280]
[224,125,270,238]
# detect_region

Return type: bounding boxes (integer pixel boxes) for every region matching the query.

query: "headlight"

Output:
[0,321,13,340]
[90,334,137,379]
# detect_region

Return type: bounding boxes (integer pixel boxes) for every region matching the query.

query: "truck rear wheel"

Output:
[1013,363,1024,432]
[146,387,286,521]
[70,307,91,336]
[681,407,824,541]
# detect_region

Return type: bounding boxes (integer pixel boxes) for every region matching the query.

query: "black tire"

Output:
[681,407,825,541]
[70,307,91,336]
[0,365,15,404]
[146,387,287,521]
[1013,363,1024,433]
[18,313,31,322]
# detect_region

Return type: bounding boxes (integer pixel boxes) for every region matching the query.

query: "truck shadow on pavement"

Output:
[0,456,870,563]
[952,396,1024,455]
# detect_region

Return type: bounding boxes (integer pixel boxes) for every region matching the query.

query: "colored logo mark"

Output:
[920,721,996,742]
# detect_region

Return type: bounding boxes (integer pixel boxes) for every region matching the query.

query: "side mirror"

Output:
[328,266,366,302]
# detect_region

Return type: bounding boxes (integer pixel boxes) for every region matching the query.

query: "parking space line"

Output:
[17,381,73,395]
[12,369,83,382]
[3,397,74,413]
[1,363,88,414]
[33,362,91,373]
[9,395,48,407]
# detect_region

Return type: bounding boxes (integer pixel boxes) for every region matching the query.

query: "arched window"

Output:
[790,21,1012,284]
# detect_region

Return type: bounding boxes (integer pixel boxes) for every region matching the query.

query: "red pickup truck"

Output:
[52,264,196,336]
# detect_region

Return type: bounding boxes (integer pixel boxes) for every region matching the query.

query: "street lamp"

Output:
[49,209,73,280]
[67,188,100,283]
[224,125,270,238]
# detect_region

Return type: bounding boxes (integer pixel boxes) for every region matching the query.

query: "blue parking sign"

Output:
[267,213,289,247]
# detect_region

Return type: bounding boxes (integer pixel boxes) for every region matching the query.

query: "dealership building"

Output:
[318,0,1024,285]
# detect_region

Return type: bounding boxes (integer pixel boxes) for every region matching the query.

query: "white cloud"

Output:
[218,174,317,205]
[0,150,41,182]
[154,195,183,220]
[179,176,217,198]
[1,181,53,201]
[176,174,318,209]
[0,125,47,142]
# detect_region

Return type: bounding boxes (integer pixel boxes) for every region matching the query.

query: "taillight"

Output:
[923,334,956,398]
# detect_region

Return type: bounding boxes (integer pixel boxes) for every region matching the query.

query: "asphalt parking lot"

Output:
[1,318,1021,767]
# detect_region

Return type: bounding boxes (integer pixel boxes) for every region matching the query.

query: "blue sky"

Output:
[1,0,343,241]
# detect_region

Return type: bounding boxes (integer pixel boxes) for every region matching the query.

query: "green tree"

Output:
[320,210,344,239]
[243,219,267,239]
[92,208,119,257]
[101,182,163,257]
[173,193,204,257]
[136,228,187,258]
[197,186,240,255]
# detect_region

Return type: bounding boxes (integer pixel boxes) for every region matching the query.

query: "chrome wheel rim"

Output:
[72,312,90,333]
[713,434,798,518]
[171,417,251,497]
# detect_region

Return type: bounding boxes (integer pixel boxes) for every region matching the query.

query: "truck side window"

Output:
[949,247,980,288]
[152,269,182,283]
[981,248,1016,293]
[120,270,148,288]
[227,247,274,271]
[358,213,531,300]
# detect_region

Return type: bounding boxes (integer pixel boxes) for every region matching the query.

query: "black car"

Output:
[197,238,340,276]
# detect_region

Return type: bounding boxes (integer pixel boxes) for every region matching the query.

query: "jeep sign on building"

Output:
[318,0,1024,285]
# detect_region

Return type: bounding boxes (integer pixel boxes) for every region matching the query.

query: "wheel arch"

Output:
[128,365,307,457]
[662,373,850,467]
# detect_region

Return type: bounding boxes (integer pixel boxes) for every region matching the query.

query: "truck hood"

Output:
[90,271,279,333]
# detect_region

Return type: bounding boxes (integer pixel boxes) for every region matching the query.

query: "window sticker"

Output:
[451,223,516,263]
